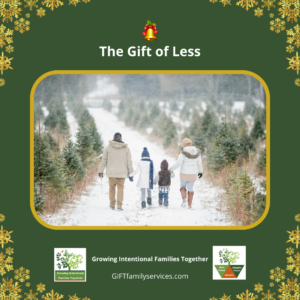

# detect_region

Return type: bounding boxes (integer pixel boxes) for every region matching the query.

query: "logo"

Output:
[213,246,246,280]
[54,248,86,282]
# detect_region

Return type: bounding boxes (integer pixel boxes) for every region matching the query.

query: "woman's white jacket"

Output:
[169,146,203,175]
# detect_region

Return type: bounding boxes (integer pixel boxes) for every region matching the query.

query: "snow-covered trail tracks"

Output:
[43,108,231,227]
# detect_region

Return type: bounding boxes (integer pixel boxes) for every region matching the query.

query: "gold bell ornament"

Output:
[142,20,158,41]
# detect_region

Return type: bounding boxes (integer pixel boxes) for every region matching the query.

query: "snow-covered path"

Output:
[43,108,230,227]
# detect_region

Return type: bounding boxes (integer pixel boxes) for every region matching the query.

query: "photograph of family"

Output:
[33,73,267,227]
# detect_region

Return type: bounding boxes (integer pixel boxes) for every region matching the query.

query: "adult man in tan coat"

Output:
[98,132,134,211]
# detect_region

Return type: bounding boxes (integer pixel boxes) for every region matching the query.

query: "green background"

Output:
[0,0,298,299]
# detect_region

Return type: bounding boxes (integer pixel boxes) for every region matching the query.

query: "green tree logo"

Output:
[56,250,83,271]
[219,248,240,265]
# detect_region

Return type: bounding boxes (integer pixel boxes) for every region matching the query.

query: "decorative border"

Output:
[210,214,300,300]
[209,0,300,87]
[0,213,91,300]
[30,70,270,231]
[0,0,91,87]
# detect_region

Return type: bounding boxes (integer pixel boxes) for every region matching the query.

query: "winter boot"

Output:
[141,201,146,209]
[158,199,163,207]
[187,191,194,209]
[109,205,115,210]
[147,197,152,206]
[180,187,187,208]
[117,208,123,211]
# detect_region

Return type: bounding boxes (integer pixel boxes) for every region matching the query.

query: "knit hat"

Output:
[114,132,122,141]
[141,147,150,158]
[182,138,192,147]
[160,159,168,170]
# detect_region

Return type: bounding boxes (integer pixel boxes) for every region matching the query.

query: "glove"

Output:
[99,173,103,178]
[129,177,134,182]
[198,173,203,179]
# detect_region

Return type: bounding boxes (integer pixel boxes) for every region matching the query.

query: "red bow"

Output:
[142,24,158,36]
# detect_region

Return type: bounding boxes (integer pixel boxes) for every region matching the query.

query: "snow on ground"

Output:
[253,98,264,108]
[146,127,153,135]
[232,101,245,112]
[65,104,79,143]
[84,78,119,100]
[42,108,231,227]
[42,106,49,117]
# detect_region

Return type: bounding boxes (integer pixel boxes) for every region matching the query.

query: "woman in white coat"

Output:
[129,147,156,209]
[169,138,203,209]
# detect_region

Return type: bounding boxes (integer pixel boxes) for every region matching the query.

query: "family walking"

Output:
[99,133,203,211]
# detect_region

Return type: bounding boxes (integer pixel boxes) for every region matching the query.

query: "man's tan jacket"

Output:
[99,140,134,178]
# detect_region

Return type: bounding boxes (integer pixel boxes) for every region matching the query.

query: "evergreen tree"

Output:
[138,113,151,129]
[181,127,192,141]
[48,150,69,204]
[253,180,266,221]
[102,99,112,111]
[138,100,146,112]
[251,116,265,140]
[88,117,104,155]
[125,107,134,126]
[34,127,55,193]
[170,100,178,111]
[117,99,126,118]
[225,167,256,225]
[132,111,141,127]
[189,111,201,138]
[260,106,266,126]
[34,100,44,125]
[201,109,213,134]
[57,109,69,136]
[78,110,103,155]
[78,109,91,129]
[73,101,85,120]
[76,125,95,169]
[153,112,167,137]
[229,122,238,135]
[34,184,45,213]
[244,98,256,116]
[180,102,190,120]
[224,95,234,107]
[47,132,59,151]
[210,94,217,106]
[163,117,177,148]
[207,142,227,172]
[149,102,161,121]
[63,138,86,184]
[216,103,224,114]
[216,118,241,165]
[256,148,266,171]
[206,122,219,141]
[239,123,256,158]
[193,127,206,153]
[44,97,69,137]
[44,112,58,131]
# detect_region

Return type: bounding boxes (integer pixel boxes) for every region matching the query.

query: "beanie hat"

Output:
[141,147,150,158]
[182,138,192,147]
[114,132,122,141]
[160,159,168,170]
